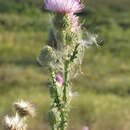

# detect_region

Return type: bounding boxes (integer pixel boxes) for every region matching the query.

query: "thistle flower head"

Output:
[45,0,84,13]
[3,113,26,130]
[56,74,64,86]
[14,100,35,117]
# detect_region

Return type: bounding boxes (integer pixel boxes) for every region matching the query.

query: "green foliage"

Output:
[0,0,130,130]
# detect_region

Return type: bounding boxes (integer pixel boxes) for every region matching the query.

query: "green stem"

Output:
[50,71,62,130]
[60,44,80,130]
[63,31,67,46]
[52,124,56,130]
[60,109,67,130]
[59,61,70,130]
[63,43,79,104]
[63,61,70,103]
[50,44,80,130]
[51,71,61,107]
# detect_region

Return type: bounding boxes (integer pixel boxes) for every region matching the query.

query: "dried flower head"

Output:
[45,0,84,13]
[3,113,26,130]
[14,100,35,117]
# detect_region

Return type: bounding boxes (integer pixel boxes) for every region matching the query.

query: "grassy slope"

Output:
[0,0,130,130]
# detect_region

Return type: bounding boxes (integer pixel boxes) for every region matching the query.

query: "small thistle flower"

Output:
[56,74,64,86]
[45,0,84,13]
[3,113,26,130]
[82,126,89,130]
[14,100,35,117]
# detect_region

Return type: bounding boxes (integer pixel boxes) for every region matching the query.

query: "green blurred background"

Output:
[0,0,130,130]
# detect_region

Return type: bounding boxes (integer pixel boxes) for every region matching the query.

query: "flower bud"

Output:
[37,45,56,67]
[56,74,64,86]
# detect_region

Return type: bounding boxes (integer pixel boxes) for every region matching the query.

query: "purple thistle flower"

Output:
[45,0,84,13]
[83,126,89,130]
[56,74,64,86]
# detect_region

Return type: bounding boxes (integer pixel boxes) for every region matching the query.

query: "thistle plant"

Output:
[3,100,35,130]
[37,0,98,130]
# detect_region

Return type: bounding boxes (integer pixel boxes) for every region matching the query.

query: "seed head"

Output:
[14,100,35,117]
[3,113,27,130]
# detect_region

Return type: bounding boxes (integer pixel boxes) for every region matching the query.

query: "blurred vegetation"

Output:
[0,0,130,130]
